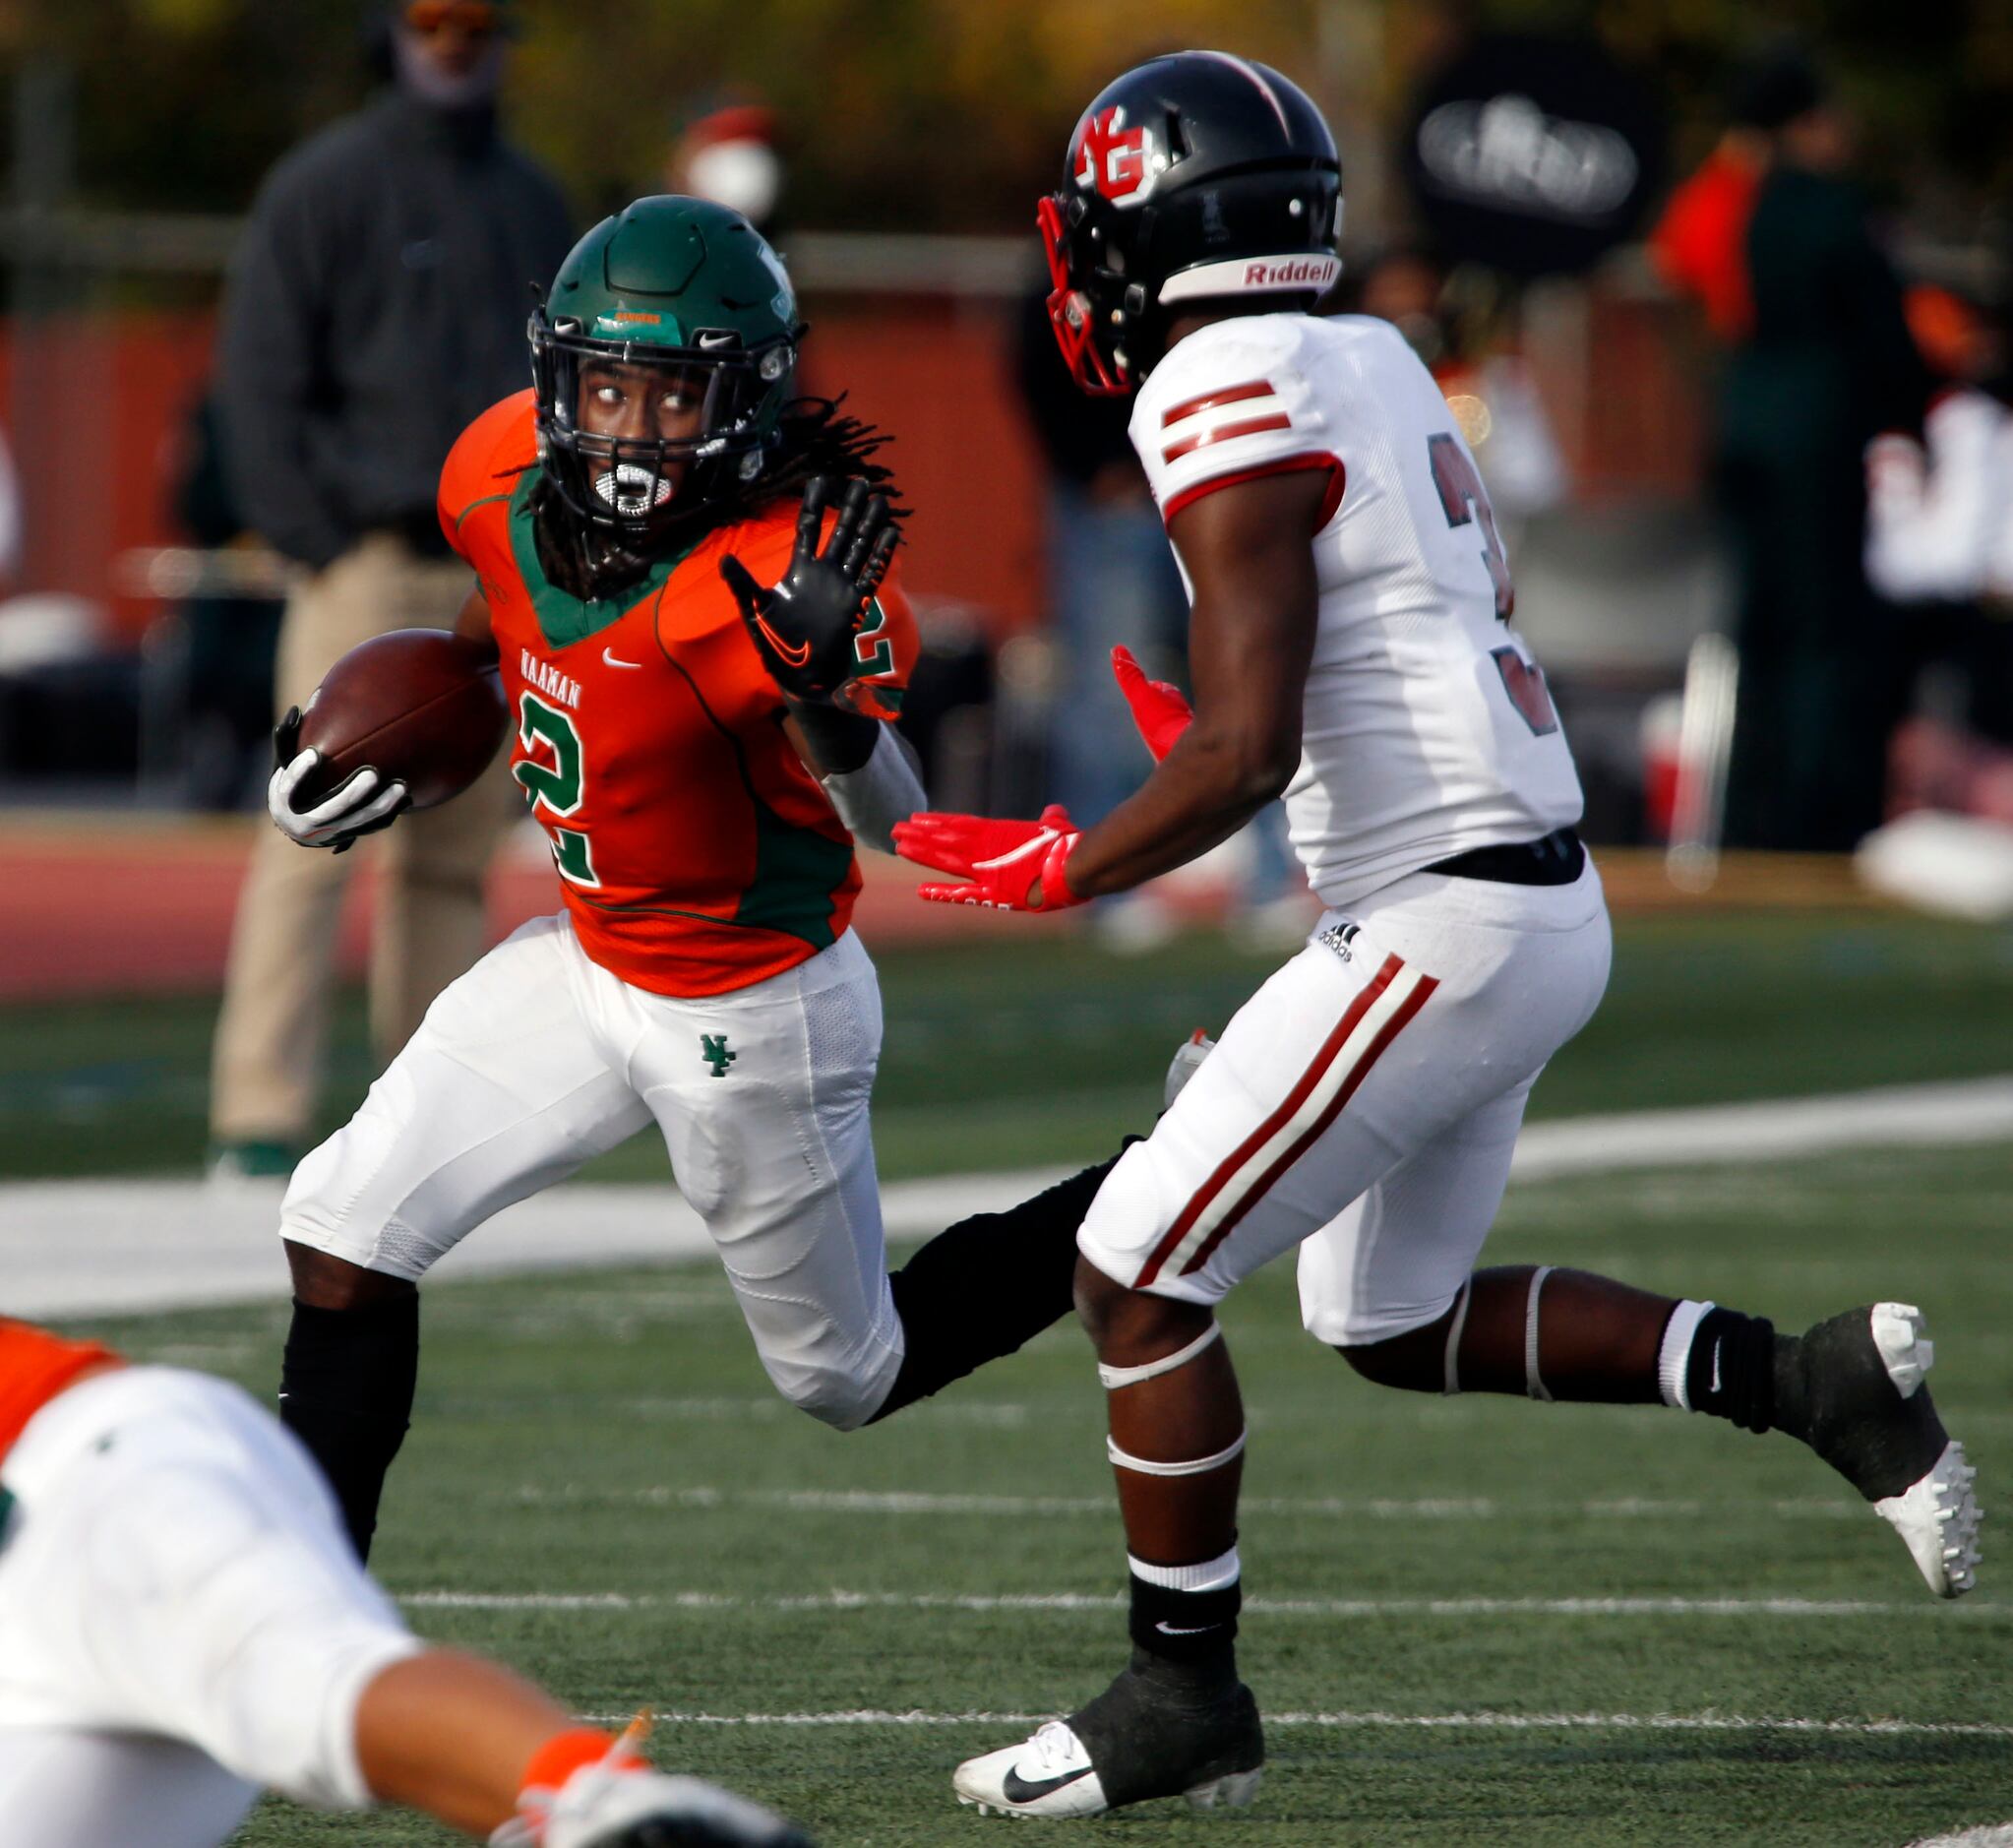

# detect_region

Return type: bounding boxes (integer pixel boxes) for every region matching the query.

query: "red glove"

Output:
[890,805,1087,911]
[1112,646,1193,763]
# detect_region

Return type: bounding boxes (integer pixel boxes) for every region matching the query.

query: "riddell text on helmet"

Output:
[1245,257,1339,288]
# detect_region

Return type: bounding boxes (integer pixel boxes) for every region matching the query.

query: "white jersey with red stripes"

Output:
[1128,310,1585,910]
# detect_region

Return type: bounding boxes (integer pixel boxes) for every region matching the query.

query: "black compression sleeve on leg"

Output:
[867,1150,1124,1424]
[277,1293,419,1562]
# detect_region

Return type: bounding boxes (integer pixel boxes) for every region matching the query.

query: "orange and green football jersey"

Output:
[438,392,918,998]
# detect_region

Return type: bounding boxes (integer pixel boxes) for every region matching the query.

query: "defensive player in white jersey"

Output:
[893,52,1982,1819]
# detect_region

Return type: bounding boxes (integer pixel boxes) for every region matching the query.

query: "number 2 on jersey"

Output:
[514,692,600,887]
[1426,432,1514,621]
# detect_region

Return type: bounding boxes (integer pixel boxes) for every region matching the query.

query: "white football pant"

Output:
[1078,863,1612,1342]
[281,915,905,1428]
[0,1367,423,1846]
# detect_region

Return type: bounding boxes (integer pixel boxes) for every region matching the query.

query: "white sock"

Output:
[1128,1546,1241,1593]
[1657,1300,1714,1411]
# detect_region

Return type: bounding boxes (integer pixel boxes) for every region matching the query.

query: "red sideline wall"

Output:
[0,300,1049,646]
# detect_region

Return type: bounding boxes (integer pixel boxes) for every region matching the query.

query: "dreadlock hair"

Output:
[742,394,907,519]
[528,395,905,605]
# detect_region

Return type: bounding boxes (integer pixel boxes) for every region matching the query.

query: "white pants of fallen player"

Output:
[0,1367,422,1845]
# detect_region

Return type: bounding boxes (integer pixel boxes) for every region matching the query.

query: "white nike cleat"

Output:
[1164,1030,1215,1111]
[1875,1439,1981,1599]
[954,1663,1262,1819]
[1785,1302,1981,1598]
[955,1720,1112,1818]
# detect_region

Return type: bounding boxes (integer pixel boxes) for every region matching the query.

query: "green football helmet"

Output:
[529,195,803,534]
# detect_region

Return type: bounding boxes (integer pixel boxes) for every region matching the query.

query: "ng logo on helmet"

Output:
[1073,106,1160,207]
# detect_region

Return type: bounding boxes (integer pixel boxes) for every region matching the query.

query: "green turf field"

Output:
[15,907,2013,1842]
[5,909,2013,1180]
[63,1139,2013,1848]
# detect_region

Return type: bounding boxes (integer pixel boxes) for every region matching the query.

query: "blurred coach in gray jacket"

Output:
[209,0,572,1177]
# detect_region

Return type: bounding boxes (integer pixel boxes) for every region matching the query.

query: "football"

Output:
[294,628,510,812]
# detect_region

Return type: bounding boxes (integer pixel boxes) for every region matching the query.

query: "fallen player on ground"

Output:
[0,1317,810,1846]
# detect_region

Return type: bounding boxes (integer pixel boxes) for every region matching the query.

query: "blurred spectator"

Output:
[664,100,784,233]
[1866,284,2013,758]
[1650,128,1768,344]
[207,0,573,1179]
[1865,286,2013,608]
[1704,43,1928,852]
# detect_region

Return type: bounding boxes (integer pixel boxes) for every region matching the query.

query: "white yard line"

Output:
[503,1484,1864,1521]
[1505,1076,2013,1179]
[8,1074,2013,1316]
[555,1706,2013,1741]
[398,1588,2004,1619]
[0,1166,1069,1317]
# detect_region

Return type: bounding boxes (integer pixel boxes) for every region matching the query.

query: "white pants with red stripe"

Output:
[1076,862,1611,1343]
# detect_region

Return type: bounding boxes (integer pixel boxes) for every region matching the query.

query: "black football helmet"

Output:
[1039,51,1343,396]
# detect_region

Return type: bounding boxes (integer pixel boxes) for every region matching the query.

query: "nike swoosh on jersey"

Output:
[602,647,641,669]
[1001,1762,1095,1804]
[754,613,815,668]
[1710,1339,1723,1396]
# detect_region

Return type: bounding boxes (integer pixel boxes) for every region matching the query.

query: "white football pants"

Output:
[0,1368,423,1846]
[1078,862,1612,1343]
[281,915,905,1429]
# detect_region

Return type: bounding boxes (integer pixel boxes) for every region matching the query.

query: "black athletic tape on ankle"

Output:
[1128,1573,1242,1665]
[1685,1306,1776,1435]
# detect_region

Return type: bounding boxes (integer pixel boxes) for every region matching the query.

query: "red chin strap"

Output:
[1037,195,1130,398]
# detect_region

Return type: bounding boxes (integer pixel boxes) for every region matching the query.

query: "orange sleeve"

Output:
[438,390,538,562]
[0,1320,122,1464]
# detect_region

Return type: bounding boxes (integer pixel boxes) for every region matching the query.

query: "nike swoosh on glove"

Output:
[891,805,1087,911]
[720,474,900,704]
[1111,645,1192,763]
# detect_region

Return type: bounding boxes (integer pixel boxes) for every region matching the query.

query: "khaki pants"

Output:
[209,534,518,1144]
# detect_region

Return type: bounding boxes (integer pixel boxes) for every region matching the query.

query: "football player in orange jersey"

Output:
[0,1318,808,1846]
[262,196,1123,1562]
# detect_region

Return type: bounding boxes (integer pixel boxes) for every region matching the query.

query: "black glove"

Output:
[720,476,900,703]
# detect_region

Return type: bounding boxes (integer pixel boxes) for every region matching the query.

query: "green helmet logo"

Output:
[529,195,804,533]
